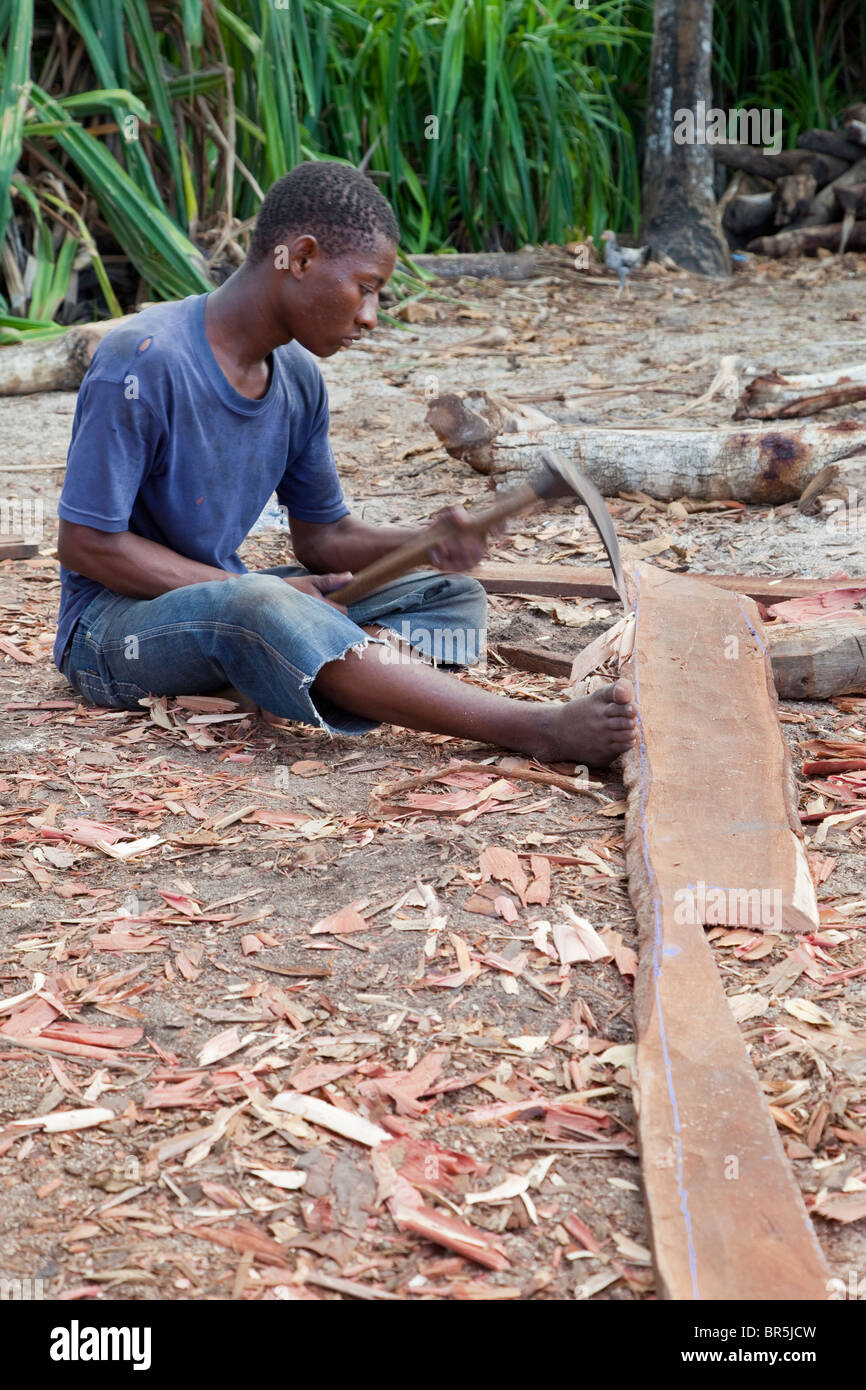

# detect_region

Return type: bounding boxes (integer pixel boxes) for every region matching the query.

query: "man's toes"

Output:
[610,678,634,706]
[610,723,636,740]
[611,738,636,754]
[604,705,637,726]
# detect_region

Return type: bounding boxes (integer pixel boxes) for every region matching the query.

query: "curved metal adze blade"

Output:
[538,447,627,608]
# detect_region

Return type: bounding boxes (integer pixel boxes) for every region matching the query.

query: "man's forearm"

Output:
[58,522,232,599]
[299,516,420,573]
[290,508,488,578]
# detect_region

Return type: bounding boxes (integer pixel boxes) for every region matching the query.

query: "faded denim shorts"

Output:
[60,565,487,736]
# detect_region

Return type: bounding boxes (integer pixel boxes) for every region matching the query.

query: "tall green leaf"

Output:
[27,82,211,299]
[0,0,33,244]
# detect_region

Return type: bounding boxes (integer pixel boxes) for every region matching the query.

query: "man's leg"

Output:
[259,566,488,669]
[315,568,636,762]
[61,574,389,734]
[63,573,637,762]
[346,570,488,668]
[310,639,636,765]
[336,569,634,761]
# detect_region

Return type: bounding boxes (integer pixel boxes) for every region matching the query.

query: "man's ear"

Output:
[289,234,320,279]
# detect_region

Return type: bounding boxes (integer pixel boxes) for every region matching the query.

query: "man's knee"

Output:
[404,574,488,667]
[427,572,487,625]
[213,573,294,628]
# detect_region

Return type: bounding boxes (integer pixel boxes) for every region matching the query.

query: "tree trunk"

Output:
[773,173,817,227]
[642,0,730,275]
[406,251,540,280]
[797,129,865,163]
[836,184,866,218]
[798,455,866,515]
[713,146,846,184]
[807,154,866,225]
[490,422,866,501]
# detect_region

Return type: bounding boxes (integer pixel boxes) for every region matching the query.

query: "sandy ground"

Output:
[0,252,865,1302]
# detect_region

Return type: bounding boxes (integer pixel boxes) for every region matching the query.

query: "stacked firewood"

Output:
[719,101,866,257]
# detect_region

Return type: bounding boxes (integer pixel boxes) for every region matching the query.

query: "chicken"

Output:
[600,230,650,296]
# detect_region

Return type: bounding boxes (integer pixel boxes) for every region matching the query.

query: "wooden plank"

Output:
[476,560,866,607]
[494,642,572,678]
[0,539,39,561]
[621,563,828,1301]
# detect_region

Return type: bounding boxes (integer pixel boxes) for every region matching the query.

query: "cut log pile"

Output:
[720,102,866,257]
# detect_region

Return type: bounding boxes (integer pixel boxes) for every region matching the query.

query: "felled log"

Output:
[798,454,866,514]
[426,393,498,457]
[621,563,827,1300]
[797,128,865,163]
[766,613,866,699]
[722,191,774,236]
[773,172,817,227]
[735,362,866,420]
[0,316,132,396]
[426,391,866,501]
[747,219,866,257]
[407,250,542,281]
[806,154,866,225]
[713,145,847,184]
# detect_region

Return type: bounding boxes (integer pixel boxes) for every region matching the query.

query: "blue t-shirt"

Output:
[54,292,349,668]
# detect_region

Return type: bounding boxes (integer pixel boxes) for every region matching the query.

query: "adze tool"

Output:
[333,446,626,608]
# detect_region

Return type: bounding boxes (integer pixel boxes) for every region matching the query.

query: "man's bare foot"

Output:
[534,678,638,767]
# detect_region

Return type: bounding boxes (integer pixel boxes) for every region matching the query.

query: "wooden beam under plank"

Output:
[0,538,38,561]
[621,563,828,1300]
[476,560,866,607]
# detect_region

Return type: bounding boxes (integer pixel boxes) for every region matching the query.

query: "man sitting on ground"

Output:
[55,162,636,765]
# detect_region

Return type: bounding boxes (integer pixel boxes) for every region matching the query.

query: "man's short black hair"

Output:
[249,161,399,263]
